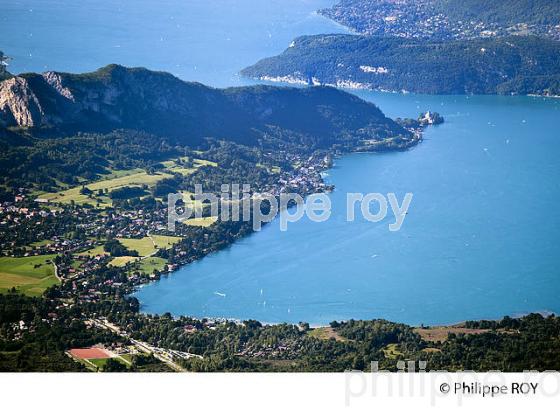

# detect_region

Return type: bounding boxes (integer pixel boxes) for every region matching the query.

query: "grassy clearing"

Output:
[414,326,490,342]
[118,238,156,257]
[119,354,134,365]
[178,191,204,210]
[193,158,218,167]
[27,239,53,248]
[382,343,403,359]
[112,256,167,275]
[88,355,132,370]
[150,234,182,249]
[87,357,110,369]
[118,235,181,257]
[137,257,167,275]
[183,216,218,227]
[161,159,197,176]
[77,244,107,257]
[38,169,169,207]
[0,255,59,296]
[36,155,216,207]
[109,256,141,267]
[308,327,347,342]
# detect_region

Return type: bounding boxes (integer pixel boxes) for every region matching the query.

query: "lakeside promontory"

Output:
[242,35,560,96]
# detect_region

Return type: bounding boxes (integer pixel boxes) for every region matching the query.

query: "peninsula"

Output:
[241,34,560,96]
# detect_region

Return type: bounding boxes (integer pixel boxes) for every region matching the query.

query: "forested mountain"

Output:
[319,0,560,40]
[0,64,408,148]
[438,0,560,27]
[242,35,560,95]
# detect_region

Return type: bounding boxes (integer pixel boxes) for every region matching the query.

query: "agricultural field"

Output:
[36,156,215,207]
[0,255,59,296]
[183,216,218,227]
[118,235,181,257]
[25,239,53,250]
[110,256,167,274]
[77,244,108,257]
[151,234,183,249]
[38,169,169,207]
[109,256,141,267]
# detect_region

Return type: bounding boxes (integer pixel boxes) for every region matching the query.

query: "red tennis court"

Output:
[68,348,111,359]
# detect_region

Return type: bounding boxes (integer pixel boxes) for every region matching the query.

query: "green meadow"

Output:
[118,235,181,258]
[0,255,60,296]
[37,156,217,207]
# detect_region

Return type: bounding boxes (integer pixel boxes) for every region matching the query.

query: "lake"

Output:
[1,0,346,87]
[3,0,559,325]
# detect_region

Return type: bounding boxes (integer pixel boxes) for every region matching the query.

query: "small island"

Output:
[418,111,444,126]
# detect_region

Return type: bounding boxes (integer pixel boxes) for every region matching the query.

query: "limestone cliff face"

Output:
[0,66,132,128]
[0,76,44,127]
[42,71,75,102]
[0,65,202,129]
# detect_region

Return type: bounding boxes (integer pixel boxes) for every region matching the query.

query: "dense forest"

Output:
[242,35,560,95]
[0,129,184,198]
[438,0,560,27]
[0,64,408,147]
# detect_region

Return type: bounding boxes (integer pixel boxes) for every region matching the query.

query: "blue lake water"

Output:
[3,1,559,325]
[1,0,346,87]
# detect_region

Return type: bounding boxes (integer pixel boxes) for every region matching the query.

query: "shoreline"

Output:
[250,75,560,99]
[135,298,558,329]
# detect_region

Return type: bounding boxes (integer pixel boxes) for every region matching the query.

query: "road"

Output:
[88,318,201,372]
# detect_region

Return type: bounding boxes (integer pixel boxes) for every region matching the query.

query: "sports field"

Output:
[68,348,133,371]
[0,255,60,296]
[68,347,111,359]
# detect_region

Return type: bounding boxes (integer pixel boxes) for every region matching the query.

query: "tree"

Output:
[103,358,128,372]
[103,239,139,257]
[299,322,310,332]
[330,320,340,329]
